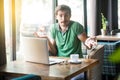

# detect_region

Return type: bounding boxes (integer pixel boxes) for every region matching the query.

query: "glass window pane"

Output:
[5,0,53,61]
[17,0,53,60]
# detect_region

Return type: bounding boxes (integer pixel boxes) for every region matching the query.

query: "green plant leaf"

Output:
[108,48,120,63]
[101,13,107,30]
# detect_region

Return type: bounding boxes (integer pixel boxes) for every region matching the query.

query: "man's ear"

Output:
[55,16,58,22]
[55,15,58,20]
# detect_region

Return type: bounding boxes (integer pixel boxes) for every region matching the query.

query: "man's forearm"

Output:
[47,37,57,56]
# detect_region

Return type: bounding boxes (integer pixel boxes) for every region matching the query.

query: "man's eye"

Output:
[65,14,70,17]
[59,15,62,17]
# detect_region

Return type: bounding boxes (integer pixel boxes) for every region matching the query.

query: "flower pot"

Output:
[101,29,106,36]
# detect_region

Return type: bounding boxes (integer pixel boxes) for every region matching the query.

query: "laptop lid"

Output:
[21,37,54,65]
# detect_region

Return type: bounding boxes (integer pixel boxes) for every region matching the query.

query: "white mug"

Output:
[70,54,79,62]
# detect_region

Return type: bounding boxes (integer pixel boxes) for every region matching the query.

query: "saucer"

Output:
[68,59,82,64]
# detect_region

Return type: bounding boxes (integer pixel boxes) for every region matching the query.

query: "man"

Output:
[35,4,97,57]
[35,4,97,80]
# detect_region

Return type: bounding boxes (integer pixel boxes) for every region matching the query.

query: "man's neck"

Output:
[60,26,68,32]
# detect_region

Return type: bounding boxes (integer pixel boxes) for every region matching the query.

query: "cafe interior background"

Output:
[0,0,120,80]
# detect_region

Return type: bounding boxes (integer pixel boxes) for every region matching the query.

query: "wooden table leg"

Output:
[84,71,88,80]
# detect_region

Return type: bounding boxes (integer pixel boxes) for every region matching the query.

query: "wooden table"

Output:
[0,58,99,80]
[96,34,120,41]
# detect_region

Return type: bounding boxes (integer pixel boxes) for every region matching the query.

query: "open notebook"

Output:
[21,37,64,65]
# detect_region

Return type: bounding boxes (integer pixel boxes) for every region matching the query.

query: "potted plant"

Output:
[101,13,107,36]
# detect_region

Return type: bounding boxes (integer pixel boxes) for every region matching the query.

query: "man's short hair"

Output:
[55,4,71,16]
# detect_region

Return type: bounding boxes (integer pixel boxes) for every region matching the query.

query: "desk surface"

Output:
[96,34,120,41]
[0,58,98,80]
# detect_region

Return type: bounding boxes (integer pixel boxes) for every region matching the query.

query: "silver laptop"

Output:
[21,37,64,65]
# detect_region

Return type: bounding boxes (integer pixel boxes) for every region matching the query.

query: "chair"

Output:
[87,45,104,80]
[98,41,120,78]
[11,74,41,80]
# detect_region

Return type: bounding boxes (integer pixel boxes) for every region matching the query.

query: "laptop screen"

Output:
[21,37,50,64]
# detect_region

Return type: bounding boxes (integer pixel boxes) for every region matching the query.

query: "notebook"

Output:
[21,37,64,65]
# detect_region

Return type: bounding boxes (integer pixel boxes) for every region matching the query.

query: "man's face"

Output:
[56,10,71,27]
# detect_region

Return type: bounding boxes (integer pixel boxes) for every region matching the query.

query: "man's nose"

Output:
[61,16,66,21]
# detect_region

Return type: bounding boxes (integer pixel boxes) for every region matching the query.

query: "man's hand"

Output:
[33,26,47,38]
[34,32,47,38]
[85,36,97,49]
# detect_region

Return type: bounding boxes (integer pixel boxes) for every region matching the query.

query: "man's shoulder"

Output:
[69,21,83,27]
[50,23,59,28]
[69,20,78,23]
[49,23,59,31]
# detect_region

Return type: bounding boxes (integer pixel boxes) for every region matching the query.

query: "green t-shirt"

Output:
[49,21,84,57]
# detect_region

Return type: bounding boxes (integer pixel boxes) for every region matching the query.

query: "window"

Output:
[4,0,53,61]
[17,0,53,60]
[4,0,85,61]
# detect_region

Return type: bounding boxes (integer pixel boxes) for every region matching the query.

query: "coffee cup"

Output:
[70,54,79,62]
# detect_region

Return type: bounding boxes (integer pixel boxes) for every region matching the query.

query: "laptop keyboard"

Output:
[49,58,65,63]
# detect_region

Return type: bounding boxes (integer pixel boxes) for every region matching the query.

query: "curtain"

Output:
[109,0,118,30]
[96,0,118,35]
[0,0,7,66]
[87,0,118,35]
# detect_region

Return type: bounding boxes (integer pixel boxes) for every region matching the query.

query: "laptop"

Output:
[21,37,64,65]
